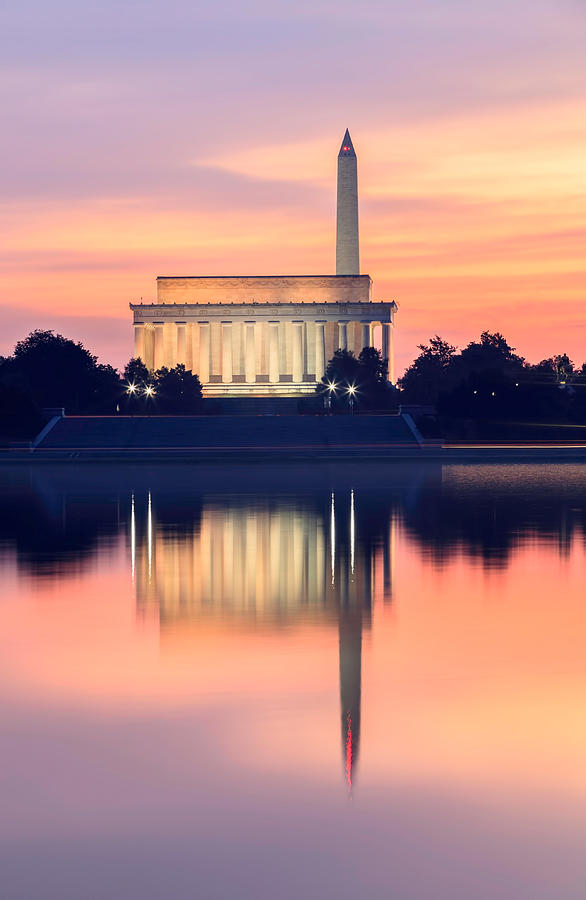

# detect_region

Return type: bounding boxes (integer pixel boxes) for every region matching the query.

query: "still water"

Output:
[1,462,586,899]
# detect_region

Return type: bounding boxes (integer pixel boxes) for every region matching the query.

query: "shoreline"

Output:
[3,445,586,463]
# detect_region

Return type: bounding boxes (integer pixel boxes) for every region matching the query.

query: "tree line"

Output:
[1,327,584,440]
[399,331,586,438]
[0,330,203,438]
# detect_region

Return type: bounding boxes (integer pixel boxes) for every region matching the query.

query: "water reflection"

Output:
[3,464,586,579]
[131,487,388,788]
[2,463,586,790]
[402,464,586,565]
[3,463,586,898]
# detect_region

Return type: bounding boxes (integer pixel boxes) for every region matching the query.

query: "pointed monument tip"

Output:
[338,129,356,158]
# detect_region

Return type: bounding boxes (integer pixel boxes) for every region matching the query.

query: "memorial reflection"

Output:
[131,488,394,788]
[3,463,586,790]
[2,464,586,579]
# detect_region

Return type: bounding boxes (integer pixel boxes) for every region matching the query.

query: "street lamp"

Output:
[347,384,357,415]
[323,381,337,414]
[126,382,137,395]
[144,385,156,398]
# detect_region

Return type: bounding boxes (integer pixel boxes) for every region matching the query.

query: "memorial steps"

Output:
[32,413,421,458]
[206,397,302,416]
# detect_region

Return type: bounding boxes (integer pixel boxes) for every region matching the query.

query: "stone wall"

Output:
[156,275,372,305]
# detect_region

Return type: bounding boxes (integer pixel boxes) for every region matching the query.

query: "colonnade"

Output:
[133,492,394,618]
[134,318,394,385]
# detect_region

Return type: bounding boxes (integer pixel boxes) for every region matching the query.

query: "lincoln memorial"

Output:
[130,131,397,397]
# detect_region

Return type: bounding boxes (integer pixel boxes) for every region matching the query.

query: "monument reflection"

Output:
[131,488,396,789]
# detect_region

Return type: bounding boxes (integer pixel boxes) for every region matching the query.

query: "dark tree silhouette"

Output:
[399,336,457,404]
[457,331,525,378]
[0,330,122,414]
[400,331,586,439]
[315,347,398,412]
[0,382,42,441]
[120,357,154,412]
[123,357,150,386]
[152,365,203,414]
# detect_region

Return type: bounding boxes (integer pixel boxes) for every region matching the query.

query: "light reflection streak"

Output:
[350,489,355,576]
[130,493,136,581]
[330,492,335,585]
[147,491,152,582]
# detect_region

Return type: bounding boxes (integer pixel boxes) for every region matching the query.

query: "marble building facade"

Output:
[131,275,396,396]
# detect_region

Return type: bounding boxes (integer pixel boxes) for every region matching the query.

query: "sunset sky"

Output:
[2,0,585,375]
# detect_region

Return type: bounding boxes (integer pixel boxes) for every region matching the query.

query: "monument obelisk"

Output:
[336,129,359,276]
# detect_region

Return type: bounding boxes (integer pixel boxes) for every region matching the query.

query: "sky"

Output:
[1,0,585,375]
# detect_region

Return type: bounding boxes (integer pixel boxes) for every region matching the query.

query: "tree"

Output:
[153,365,203,414]
[123,357,150,386]
[399,336,457,404]
[458,331,525,377]
[0,382,42,441]
[316,348,398,412]
[120,357,154,411]
[1,330,122,414]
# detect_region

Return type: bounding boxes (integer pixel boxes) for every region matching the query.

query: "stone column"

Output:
[245,322,256,384]
[268,322,280,384]
[387,323,395,384]
[292,322,303,383]
[190,324,200,376]
[176,323,186,366]
[143,326,155,371]
[221,323,233,384]
[315,321,326,381]
[210,323,221,377]
[382,323,391,381]
[199,323,210,384]
[134,323,145,362]
[153,324,164,371]
[232,322,242,380]
[164,322,177,369]
[361,321,371,351]
[338,321,348,351]
[185,324,193,371]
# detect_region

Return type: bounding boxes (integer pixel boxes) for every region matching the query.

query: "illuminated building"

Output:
[130,130,397,394]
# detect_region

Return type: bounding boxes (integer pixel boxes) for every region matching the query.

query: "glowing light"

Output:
[144,385,155,397]
[491,391,496,397]
[347,384,357,396]
[327,381,337,393]
[126,382,137,395]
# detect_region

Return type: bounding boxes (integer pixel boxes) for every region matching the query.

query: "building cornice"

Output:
[129,300,397,321]
[155,274,372,282]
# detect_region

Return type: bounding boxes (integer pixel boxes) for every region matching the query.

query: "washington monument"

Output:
[336,128,360,275]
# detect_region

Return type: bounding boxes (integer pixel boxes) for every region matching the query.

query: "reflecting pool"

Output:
[2,463,586,899]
